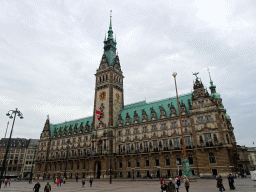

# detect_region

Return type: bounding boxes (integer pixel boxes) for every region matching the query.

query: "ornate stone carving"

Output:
[126,112,131,125]
[168,102,176,117]
[118,114,123,126]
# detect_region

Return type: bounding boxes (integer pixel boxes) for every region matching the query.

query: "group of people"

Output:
[33,181,51,192]
[160,175,190,192]
[4,179,11,187]
[216,174,236,192]
[54,177,64,186]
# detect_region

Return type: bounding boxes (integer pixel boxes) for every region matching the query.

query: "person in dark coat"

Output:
[161,181,168,192]
[216,175,224,192]
[167,178,176,192]
[33,181,41,192]
[229,174,235,189]
[89,177,93,187]
[44,182,51,192]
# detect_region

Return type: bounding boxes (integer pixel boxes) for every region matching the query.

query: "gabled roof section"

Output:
[117,93,192,126]
[49,116,93,138]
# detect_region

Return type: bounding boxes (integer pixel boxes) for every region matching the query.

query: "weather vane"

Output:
[192,72,199,80]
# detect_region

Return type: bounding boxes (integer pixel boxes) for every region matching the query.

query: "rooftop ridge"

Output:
[124,100,146,107]
[147,93,192,105]
[51,116,93,126]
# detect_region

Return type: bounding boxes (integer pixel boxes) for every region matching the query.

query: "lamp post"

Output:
[64,140,70,179]
[131,168,135,180]
[29,145,38,183]
[172,73,192,177]
[0,108,23,189]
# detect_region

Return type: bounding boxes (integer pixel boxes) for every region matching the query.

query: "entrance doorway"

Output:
[95,162,101,179]
[212,169,217,176]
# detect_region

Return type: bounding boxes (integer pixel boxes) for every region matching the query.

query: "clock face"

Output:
[99,91,106,100]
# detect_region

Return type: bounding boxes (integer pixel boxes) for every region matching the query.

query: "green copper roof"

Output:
[210,92,221,99]
[225,113,230,120]
[117,93,192,126]
[103,16,117,66]
[49,116,93,138]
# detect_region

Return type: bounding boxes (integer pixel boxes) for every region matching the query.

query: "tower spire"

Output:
[207,68,220,99]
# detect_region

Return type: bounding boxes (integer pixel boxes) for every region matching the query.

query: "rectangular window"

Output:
[185,137,191,147]
[143,127,147,133]
[145,158,149,167]
[135,142,140,151]
[134,128,139,134]
[197,116,204,123]
[205,115,212,122]
[118,131,122,136]
[172,122,177,128]
[174,138,179,148]
[163,139,168,148]
[144,141,148,149]
[152,125,157,131]
[126,129,131,135]
[161,123,167,130]
[126,144,131,151]
[153,140,158,148]
[204,133,212,144]
[182,120,188,126]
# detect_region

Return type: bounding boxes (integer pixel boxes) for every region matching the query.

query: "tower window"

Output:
[100,77,102,82]
[103,76,105,81]
[106,74,108,80]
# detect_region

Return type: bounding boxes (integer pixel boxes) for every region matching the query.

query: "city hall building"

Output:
[34,17,239,179]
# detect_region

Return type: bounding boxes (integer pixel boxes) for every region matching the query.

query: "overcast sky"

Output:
[0,0,255,147]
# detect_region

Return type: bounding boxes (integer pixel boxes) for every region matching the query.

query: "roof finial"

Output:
[110,10,112,29]
[47,114,49,120]
[192,72,199,81]
[104,32,106,41]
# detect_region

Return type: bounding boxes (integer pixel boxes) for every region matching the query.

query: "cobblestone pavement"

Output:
[0,178,255,192]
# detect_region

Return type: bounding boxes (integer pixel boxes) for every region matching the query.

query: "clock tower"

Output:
[92,15,124,134]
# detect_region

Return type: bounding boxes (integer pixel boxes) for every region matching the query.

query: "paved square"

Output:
[0,178,255,192]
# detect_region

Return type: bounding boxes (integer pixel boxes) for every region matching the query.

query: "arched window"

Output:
[155,158,159,166]
[136,159,140,167]
[188,155,193,165]
[176,156,181,165]
[127,159,131,167]
[119,160,122,168]
[209,153,216,164]
[166,156,170,166]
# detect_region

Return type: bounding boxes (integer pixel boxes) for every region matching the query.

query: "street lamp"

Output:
[0,108,23,189]
[64,140,71,179]
[172,73,193,177]
[131,168,135,180]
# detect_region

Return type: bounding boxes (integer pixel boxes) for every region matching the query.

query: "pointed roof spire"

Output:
[104,32,106,41]
[110,10,112,29]
[207,68,220,99]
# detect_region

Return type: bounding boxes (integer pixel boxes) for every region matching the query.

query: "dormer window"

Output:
[199,101,205,108]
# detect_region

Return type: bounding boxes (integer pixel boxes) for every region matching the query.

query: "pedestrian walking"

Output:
[216,175,224,192]
[60,178,63,186]
[174,178,179,192]
[82,178,85,187]
[229,174,235,189]
[63,177,66,184]
[8,179,10,187]
[167,178,175,192]
[57,178,60,186]
[33,181,41,192]
[4,179,8,187]
[54,178,57,184]
[89,177,93,187]
[161,181,168,192]
[176,176,180,187]
[44,182,51,192]
[160,177,166,191]
[183,175,190,192]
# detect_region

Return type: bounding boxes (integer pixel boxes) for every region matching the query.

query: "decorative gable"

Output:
[126,112,131,125]
[168,102,176,117]
[133,110,139,124]
[150,107,156,121]
[159,104,166,119]
[118,114,123,126]
[142,108,148,122]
